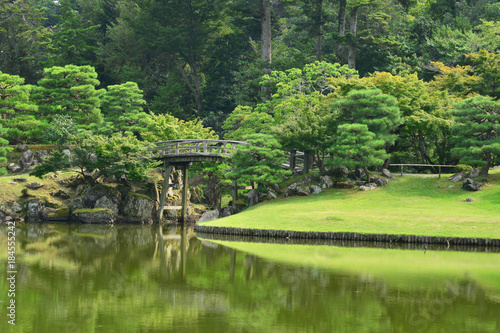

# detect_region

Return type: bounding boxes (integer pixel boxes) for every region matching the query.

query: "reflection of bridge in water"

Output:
[147,140,249,222]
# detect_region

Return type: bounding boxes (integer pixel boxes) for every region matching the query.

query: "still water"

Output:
[0,223,499,333]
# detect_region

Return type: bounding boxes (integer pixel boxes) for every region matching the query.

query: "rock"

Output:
[353,168,367,180]
[122,193,155,223]
[467,168,481,179]
[189,186,204,204]
[449,172,466,182]
[83,184,121,207]
[320,175,333,189]
[11,202,22,213]
[165,209,179,221]
[204,173,221,209]
[360,183,377,191]
[309,185,322,195]
[95,196,119,216]
[336,180,355,189]
[50,189,70,200]
[26,200,43,220]
[462,178,482,191]
[0,204,15,222]
[7,163,22,173]
[198,209,220,222]
[462,198,474,202]
[15,143,28,152]
[44,173,58,180]
[371,177,389,186]
[13,178,27,182]
[220,206,233,217]
[35,150,50,163]
[73,208,115,223]
[62,149,71,159]
[332,166,349,178]
[285,183,310,197]
[247,189,260,207]
[381,168,394,179]
[20,150,37,172]
[267,188,277,200]
[26,182,44,189]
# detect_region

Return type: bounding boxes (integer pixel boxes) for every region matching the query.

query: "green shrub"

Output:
[454,164,473,173]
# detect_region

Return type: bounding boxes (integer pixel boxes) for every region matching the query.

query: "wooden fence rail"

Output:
[389,164,456,178]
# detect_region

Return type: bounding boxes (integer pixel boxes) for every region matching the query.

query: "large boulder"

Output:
[449,172,466,182]
[189,186,204,204]
[332,166,349,178]
[198,209,220,222]
[353,168,367,180]
[336,180,355,189]
[122,193,155,223]
[286,183,310,197]
[247,189,260,207]
[371,177,389,187]
[462,178,482,191]
[95,196,119,216]
[360,183,377,191]
[7,163,22,173]
[20,150,37,172]
[26,200,43,221]
[73,208,115,223]
[309,185,323,195]
[82,184,121,207]
[26,182,44,189]
[381,168,394,179]
[320,175,333,189]
[467,168,481,179]
[16,143,28,152]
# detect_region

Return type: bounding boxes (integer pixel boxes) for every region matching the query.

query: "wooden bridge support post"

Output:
[232,179,238,210]
[304,150,311,174]
[157,164,172,222]
[289,149,296,173]
[181,164,189,223]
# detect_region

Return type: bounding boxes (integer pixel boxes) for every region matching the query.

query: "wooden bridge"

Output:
[147,139,249,223]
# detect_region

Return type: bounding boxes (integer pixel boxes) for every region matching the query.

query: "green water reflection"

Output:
[0,224,499,332]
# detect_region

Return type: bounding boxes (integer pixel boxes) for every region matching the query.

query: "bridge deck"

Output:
[148,139,248,163]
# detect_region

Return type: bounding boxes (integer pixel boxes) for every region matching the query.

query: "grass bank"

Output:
[200,170,500,239]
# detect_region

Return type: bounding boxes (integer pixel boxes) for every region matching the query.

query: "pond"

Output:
[0,223,499,332]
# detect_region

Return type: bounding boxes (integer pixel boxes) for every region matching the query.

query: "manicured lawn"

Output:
[201,170,500,239]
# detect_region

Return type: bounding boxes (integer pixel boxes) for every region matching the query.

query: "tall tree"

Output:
[451,96,500,177]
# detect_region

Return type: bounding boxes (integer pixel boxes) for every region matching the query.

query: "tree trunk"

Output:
[348,6,359,69]
[480,151,492,177]
[337,0,347,63]
[314,0,324,60]
[174,56,203,114]
[260,0,272,72]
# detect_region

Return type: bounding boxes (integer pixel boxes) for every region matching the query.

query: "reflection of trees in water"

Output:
[0,224,499,332]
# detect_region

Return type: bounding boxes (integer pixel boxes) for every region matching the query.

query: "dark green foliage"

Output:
[43,115,77,147]
[334,89,401,146]
[0,123,12,175]
[226,134,291,187]
[451,96,500,176]
[32,65,103,126]
[330,123,389,171]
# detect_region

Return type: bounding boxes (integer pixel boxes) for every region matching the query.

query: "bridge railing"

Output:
[147,139,249,158]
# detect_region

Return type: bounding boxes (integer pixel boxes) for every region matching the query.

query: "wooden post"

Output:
[439,165,442,178]
[289,149,296,173]
[304,150,311,174]
[157,164,172,222]
[400,165,403,177]
[232,179,238,210]
[181,164,189,223]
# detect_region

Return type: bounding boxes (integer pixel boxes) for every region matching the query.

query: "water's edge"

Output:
[195,225,500,250]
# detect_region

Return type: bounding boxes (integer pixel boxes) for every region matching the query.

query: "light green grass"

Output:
[210,240,500,297]
[201,170,500,239]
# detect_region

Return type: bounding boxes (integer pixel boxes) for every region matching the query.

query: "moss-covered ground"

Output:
[200,170,500,239]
